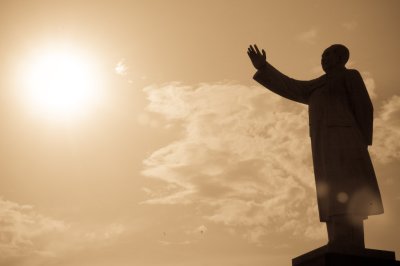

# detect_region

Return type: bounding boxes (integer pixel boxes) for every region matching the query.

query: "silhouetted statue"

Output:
[248,44,383,252]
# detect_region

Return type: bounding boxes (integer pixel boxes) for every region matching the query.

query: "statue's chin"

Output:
[321,64,329,73]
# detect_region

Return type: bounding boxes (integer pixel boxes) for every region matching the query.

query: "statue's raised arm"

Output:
[247,44,323,105]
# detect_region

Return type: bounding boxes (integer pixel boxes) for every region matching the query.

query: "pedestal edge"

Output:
[292,245,396,265]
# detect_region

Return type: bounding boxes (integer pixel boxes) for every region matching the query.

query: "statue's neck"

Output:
[325,66,346,77]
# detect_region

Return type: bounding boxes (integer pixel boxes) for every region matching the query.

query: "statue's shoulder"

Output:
[343,69,364,84]
[345,68,361,78]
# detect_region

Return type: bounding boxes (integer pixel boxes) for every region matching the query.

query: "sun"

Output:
[21,45,102,121]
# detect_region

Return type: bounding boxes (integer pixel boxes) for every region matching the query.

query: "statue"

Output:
[247,44,384,252]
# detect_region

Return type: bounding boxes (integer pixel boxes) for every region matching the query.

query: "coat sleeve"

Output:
[346,70,374,146]
[253,62,320,105]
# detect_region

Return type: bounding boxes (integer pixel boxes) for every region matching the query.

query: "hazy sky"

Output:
[1,1,400,265]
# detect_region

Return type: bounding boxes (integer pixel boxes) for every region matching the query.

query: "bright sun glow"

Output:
[21,45,102,121]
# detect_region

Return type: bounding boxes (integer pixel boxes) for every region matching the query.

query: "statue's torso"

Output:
[308,73,356,136]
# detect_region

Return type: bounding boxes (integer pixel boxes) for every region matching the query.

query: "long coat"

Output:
[253,62,384,222]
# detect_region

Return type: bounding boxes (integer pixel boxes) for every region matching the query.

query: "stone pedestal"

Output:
[292,245,400,266]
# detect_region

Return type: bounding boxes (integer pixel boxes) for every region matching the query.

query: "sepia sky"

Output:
[1,1,400,265]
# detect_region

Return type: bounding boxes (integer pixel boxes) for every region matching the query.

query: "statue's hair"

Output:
[329,44,350,65]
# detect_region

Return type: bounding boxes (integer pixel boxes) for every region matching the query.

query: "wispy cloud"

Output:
[361,71,377,99]
[81,223,125,242]
[371,95,400,163]
[296,28,318,44]
[0,198,127,264]
[0,198,67,259]
[142,81,400,244]
[115,59,128,76]
[341,21,358,31]
[157,225,208,247]
[142,82,323,243]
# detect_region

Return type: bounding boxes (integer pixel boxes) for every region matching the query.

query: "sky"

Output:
[1,0,400,265]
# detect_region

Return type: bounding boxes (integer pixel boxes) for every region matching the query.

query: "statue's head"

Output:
[321,44,349,73]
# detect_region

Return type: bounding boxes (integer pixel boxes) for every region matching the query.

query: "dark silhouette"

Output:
[247,44,384,253]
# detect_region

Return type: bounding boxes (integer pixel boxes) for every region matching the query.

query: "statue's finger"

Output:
[262,49,266,58]
[254,44,261,55]
[249,45,255,54]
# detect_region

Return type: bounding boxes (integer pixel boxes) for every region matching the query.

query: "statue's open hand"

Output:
[247,44,267,70]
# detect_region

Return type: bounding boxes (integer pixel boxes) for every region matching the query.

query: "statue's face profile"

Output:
[321,47,341,73]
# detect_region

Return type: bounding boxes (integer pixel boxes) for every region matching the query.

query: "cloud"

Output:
[142,82,400,244]
[137,113,160,128]
[185,224,207,238]
[0,198,127,265]
[81,223,125,242]
[115,59,128,76]
[341,21,358,31]
[361,71,377,99]
[296,28,318,45]
[142,82,323,244]
[370,95,400,163]
[0,198,67,259]
[158,224,209,246]
[196,225,207,235]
